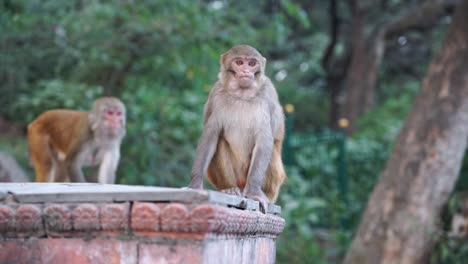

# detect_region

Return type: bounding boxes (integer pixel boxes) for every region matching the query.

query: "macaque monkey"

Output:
[28,97,126,183]
[188,45,286,211]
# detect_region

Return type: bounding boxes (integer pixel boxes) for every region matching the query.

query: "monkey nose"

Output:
[107,117,120,128]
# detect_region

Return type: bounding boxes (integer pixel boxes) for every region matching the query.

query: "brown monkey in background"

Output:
[28,97,126,183]
[188,45,286,210]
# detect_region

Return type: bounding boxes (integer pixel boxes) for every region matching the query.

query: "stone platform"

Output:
[0,183,285,264]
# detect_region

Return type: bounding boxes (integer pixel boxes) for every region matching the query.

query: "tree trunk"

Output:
[344,0,468,263]
[321,0,350,129]
[343,0,385,134]
[343,18,384,134]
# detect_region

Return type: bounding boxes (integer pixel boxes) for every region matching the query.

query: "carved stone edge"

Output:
[0,202,285,239]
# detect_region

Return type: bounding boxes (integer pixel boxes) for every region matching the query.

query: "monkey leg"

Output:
[97,150,118,184]
[262,142,286,203]
[68,161,86,182]
[28,130,53,182]
[53,161,69,182]
[33,159,53,182]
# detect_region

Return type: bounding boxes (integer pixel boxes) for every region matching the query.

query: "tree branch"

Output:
[321,0,339,72]
[384,0,459,38]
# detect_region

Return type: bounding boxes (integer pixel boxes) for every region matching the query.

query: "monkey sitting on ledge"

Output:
[187,45,287,212]
[28,97,126,184]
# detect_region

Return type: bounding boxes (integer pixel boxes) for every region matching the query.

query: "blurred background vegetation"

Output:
[1,0,467,262]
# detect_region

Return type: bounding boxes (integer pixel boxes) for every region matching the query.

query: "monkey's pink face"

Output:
[103,107,125,134]
[230,57,260,88]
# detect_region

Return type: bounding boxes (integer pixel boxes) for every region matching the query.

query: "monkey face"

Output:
[89,97,126,140]
[229,57,260,88]
[103,107,125,136]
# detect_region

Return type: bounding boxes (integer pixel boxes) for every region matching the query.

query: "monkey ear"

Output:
[220,52,229,69]
[261,56,267,71]
[88,113,98,131]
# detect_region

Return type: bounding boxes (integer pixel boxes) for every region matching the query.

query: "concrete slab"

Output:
[0,183,281,215]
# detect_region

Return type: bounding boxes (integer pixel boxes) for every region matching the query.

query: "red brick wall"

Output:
[0,201,284,264]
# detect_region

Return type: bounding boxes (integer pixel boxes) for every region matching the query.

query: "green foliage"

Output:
[13,80,103,122]
[1,0,325,187]
[277,166,329,262]
[286,130,390,229]
[357,80,419,142]
[431,237,468,263]
[273,33,331,130]
[118,87,205,186]
[281,0,311,29]
[430,188,468,263]
[276,129,388,263]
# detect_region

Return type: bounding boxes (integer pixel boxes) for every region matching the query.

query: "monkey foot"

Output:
[245,194,269,214]
[220,187,243,196]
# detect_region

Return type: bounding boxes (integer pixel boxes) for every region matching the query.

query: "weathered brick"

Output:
[161,203,190,232]
[139,243,202,264]
[15,204,44,237]
[131,202,160,232]
[37,238,138,264]
[190,204,227,233]
[0,205,14,235]
[0,239,138,264]
[72,203,100,231]
[0,240,40,264]
[44,204,72,237]
[100,203,129,232]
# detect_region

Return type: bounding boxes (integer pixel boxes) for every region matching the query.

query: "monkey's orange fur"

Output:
[208,138,285,202]
[28,110,89,182]
[28,97,126,183]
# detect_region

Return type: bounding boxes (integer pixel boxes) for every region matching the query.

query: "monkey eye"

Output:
[235,60,243,66]
[106,110,115,116]
[115,111,122,116]
[248,60,257,67]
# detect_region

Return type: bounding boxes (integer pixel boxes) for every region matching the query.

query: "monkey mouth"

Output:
[237,75,254,85]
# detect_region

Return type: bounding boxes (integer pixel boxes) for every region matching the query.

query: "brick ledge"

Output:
[0,201,284,239]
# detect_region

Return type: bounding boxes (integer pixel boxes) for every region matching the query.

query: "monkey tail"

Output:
[263,142,287,203]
